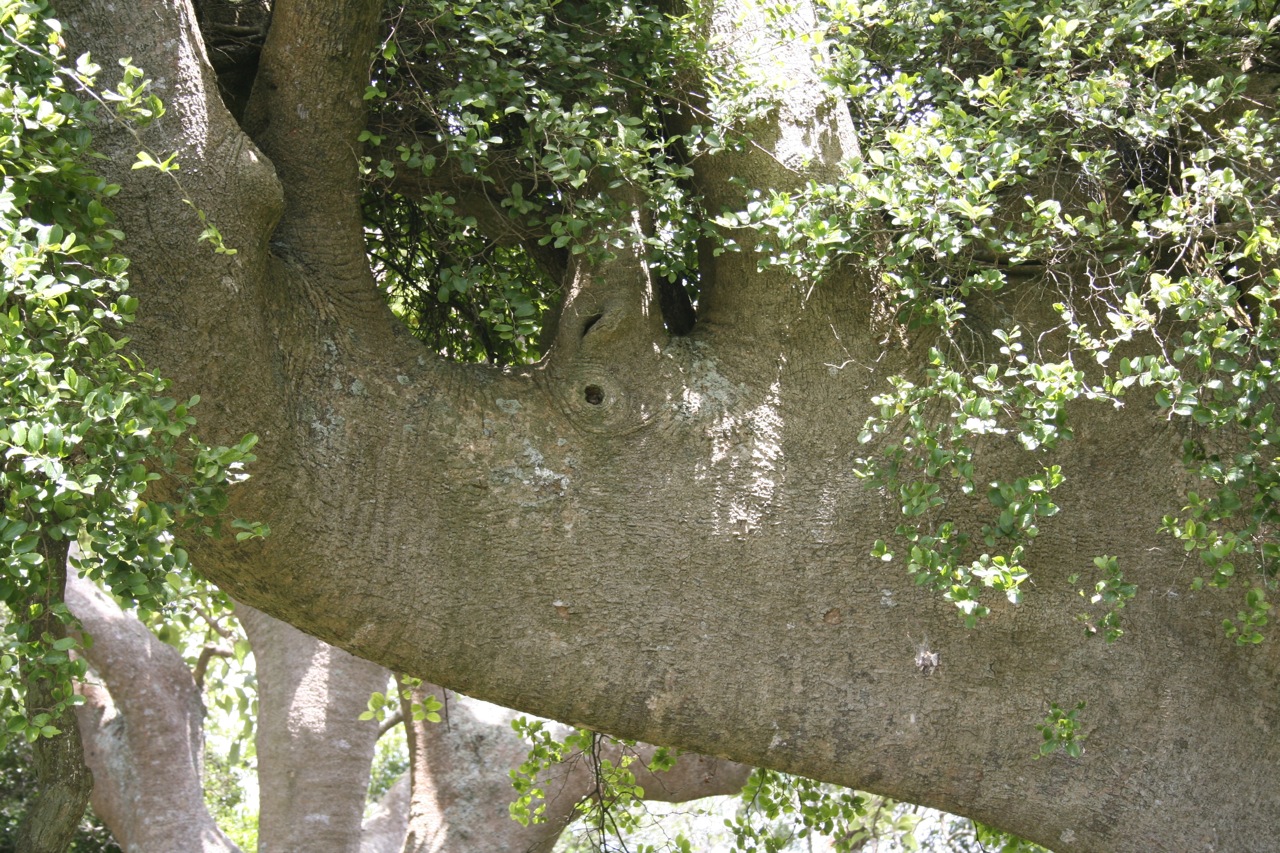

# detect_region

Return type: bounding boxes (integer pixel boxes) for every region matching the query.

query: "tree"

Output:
[61,566,760,853]
[66,568,241,853]
[48,0,1280,849]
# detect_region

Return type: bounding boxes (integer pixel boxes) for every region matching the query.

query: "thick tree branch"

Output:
[59,0,293,487]
[688,0,868,341]
[66,569,240,853]
[242,0,384,300]
[61,0,281,262]
[545,185,668,406]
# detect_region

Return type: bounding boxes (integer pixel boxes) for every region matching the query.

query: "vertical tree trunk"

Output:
[16,538,93,853]
[399,682,539,853]
[239,606,390,853]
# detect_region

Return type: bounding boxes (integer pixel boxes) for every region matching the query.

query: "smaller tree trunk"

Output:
[238,606,390,853]
[66,566,241,853]
[361,775,410,853]
[399,682,752,853]
[16,537,93,853]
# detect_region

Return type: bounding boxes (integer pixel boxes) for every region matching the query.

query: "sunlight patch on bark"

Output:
[708,374,785,539]
[286,644,333,734]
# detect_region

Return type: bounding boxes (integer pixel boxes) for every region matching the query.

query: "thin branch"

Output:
[193,645,233,690]
[377,708,405,739]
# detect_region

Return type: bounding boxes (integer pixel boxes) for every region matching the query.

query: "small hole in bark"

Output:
[581,314,603,337]
[584,385,604,405]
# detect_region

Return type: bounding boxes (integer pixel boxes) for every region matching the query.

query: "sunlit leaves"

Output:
[363,0,713,363]
[727,770,870,852]
[0,0,258,745]
[792,0,1280,632]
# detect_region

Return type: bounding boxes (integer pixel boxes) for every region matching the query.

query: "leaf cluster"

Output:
[360,675,443,723]
[1035,700,1088,758]
[0,0,259,746]
[359,0,717,363]
[725,0,1280,636]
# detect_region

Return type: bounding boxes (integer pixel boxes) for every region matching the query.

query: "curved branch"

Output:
[242,0,384,296]
[67,569,241,853]
[400,683,751,853]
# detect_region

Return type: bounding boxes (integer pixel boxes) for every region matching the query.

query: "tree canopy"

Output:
[4,0,1279,848]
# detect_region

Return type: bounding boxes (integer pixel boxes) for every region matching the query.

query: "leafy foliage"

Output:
[717,0,1280,635]
[360,0,718,363]
[972,820,1052,853]
[511,721,710,851]
[726,770,869,852]
[1070,554,1138,641]
[0,0,259,747]
[510,721,1040,852]
[366,723,409,807]
[365,190,559,364]
[203,749,259,851]
[509,721,626,830]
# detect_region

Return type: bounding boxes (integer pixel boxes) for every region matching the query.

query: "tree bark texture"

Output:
[16,539,93,853]
[238,606,389,853]
[400,684,750,853]
[57,0,1280,850]
[66,570,242,853]
[65,575,743,853]
[361,775,410,853]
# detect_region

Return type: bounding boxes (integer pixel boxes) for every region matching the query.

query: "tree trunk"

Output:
[57,0,1280,850]
[361,775,410,853]
[239,606,389,853]
[16,539,93,853]
[66,569,241,853]
[400,683,750,853]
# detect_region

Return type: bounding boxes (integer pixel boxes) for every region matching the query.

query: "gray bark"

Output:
[361,775,410,853]
[400,685,750,853]
[66,570,240,853]
[57,0,1280,850]
[70,575,385,853]
[238,607,389,853]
